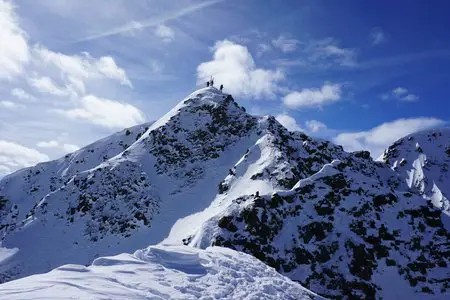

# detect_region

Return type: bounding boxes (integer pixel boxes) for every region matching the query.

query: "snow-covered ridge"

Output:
[0,88,448,299]
[164,118,345,247]
[3,86,336,282]
[0,121,153,221]
[179,150,449,299]
[381,128,450,215]
[0,245,322,300]
[145,87,233,133]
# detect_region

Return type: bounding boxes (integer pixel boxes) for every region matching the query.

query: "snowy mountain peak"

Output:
[0,88,262,282]
[142,87,243,133]
[382,127,450,215]
[0,89,448,299]
[382,127,450,165]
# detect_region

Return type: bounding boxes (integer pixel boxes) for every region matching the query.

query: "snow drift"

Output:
[0,245,322,300]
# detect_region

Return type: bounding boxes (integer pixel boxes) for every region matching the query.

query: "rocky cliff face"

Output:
[184,153,449,299]
[167,128,449,299]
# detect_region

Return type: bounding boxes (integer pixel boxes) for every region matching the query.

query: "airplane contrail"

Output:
[72,0,225,43]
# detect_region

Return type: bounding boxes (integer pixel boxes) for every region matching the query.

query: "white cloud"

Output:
[197,40,283,98]
[74,0,225,42]
[94,56,132,87]
[256,43,272,57]
[305,38,357,67]
[283,83,342,109]
[247,105,269,117]
[316,40,357,67]
[274,38,357,68]
[402,94,419,102]
[37,140,80,153]
[0,100,25,110]
[0,165,11,176]
[1,3,132,99]
[393,87,408,96]
[63,143,80,153]
[305,120,327,133]
[384,87,419,102]
[334,117,445,158]
[67,75,86,95]
[37,140,59,148]
[272,35,299,53]
[148,60,164,74]
[121,21,145,37]
[0,0,144,175]
[275,115,331,136]
[0,0,29,80]
[11,88,34,100]
[275,114,304,132]
[0,140,49,176]
[370,27,387,45]
[29,76,71,97]
[32,47,132,89]
[380,93,390,101]
[155,24,175,43]
[54,94,145,128]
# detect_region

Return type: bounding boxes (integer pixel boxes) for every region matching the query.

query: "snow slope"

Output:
[0,120,154,229]
[1,87,343,282]
[381,128,450,216]
[0,87,260,281]
[0,87,448,299]
[165,122,345,246]
[169,150,449,298]
[0,245,322,300]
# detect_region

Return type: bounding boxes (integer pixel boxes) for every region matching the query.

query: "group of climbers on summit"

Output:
[206,77,223,92]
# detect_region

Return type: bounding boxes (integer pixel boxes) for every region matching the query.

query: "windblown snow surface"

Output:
[0,245,322,300]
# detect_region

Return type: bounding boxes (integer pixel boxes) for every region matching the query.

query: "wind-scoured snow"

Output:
[0,245,322,300]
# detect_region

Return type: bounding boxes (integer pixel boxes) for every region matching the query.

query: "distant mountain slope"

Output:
[0,245,323,300]
[0,121,153,226]
[381,128,450,216]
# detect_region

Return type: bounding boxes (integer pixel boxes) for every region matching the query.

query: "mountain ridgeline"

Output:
[0,87,449,299]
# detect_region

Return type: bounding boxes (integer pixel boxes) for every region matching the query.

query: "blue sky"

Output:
[0,0,449,176]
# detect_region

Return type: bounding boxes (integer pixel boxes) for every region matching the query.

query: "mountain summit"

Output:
[0,88,448,299]
[0,87,260,281]
[381,128,450,216]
